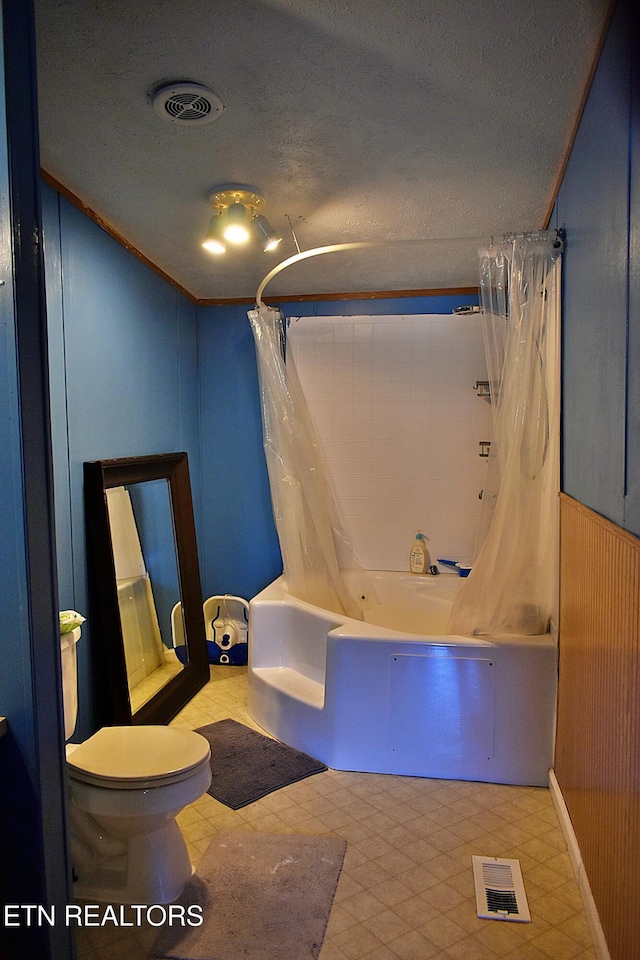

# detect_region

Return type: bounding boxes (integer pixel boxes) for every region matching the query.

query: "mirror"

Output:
[84,452,209,725]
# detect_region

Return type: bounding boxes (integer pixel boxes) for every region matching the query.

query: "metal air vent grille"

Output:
[472,856,531,923]
[150,81,224,126]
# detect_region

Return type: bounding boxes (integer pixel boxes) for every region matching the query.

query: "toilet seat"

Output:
[67,725,211,789]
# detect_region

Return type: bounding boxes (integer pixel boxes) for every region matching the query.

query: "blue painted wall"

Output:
[278,293,479,319]
[0,51,31,803]
[556,0,639,535]
[0,2,74,956]
[43,188,201,738]
[196,304,282,603]
[0,64,46,952]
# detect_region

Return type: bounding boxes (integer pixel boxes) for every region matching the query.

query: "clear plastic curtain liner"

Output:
[248,305,375,619]
[449,236,561,636]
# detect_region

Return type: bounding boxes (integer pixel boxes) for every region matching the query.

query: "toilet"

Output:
[61,626,212,904]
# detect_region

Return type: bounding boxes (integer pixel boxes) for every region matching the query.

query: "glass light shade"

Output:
[253,214,283,252]
[224,201,251,243]
[202,214,226,254]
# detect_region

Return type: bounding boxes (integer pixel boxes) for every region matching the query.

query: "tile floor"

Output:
[75,666,596,960]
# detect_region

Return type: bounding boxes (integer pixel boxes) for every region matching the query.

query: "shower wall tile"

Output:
[288,314,492,572]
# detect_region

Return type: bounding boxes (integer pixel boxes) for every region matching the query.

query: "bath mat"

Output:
[153,829,346,960]
[196,718,327,809]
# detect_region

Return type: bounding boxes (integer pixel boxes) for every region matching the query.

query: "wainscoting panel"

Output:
[556,493,640,960]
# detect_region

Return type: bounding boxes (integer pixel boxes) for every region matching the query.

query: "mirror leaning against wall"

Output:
[84,452,209,725]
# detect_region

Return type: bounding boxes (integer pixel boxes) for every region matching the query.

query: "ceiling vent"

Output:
[149,81,224,126]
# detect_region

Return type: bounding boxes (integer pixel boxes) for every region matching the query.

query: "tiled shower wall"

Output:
[287,314,491,571]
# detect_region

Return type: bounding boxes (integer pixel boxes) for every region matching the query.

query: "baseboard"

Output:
[548,769,611,960]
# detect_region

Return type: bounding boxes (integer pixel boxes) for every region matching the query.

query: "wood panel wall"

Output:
[556,493,640,960]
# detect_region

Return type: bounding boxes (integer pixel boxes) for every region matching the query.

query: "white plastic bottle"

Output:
[409,532,429,574]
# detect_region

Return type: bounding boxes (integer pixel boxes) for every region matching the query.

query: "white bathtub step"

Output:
[253,667,325,709]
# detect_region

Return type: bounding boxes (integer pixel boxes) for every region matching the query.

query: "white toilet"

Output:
[61,626,212,904]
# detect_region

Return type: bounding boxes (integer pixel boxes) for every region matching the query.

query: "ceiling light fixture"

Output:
[253,214,283,252]
[224,201,251,244]
[202,184,282,256]
[202,213,227,255]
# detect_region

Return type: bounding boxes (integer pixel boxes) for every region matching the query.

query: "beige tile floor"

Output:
[76,666,596,960]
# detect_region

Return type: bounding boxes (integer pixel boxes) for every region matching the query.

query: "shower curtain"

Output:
[449,232,562,636]
[248,305,372,619]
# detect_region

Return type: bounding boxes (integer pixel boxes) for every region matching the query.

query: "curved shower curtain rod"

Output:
[254,229,563,305]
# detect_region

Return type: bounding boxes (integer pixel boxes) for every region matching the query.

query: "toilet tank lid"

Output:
[66,726,210,782]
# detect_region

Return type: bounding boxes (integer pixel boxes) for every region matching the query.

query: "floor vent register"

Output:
[472,856,531,923]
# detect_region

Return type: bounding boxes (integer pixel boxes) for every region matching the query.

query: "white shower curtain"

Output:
[448,233,562,636]
[248,305,373,619]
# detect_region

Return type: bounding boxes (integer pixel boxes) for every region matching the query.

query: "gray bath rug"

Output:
[195,718,327,809]
[153,830,347,960]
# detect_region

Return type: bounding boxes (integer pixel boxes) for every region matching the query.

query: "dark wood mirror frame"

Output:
[84,452,209,725]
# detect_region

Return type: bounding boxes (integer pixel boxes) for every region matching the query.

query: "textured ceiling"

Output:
[34,0,609,301]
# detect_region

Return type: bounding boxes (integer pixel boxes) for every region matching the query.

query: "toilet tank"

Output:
[60,626,81,740]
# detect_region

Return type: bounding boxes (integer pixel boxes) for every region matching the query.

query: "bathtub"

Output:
[248,571,557,786]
